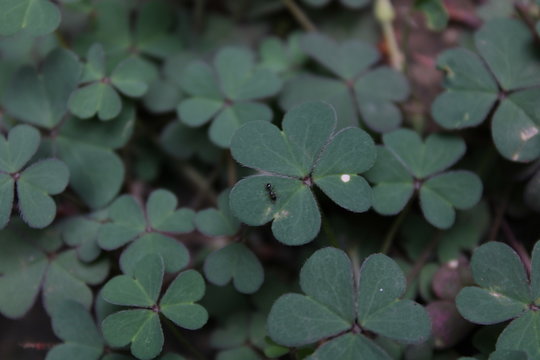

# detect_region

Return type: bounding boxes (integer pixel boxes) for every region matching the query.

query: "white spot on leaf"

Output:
[520,126,538,142]
[340,174,351,183]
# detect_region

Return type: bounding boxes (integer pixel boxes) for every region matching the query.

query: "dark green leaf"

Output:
[204,243,264,294]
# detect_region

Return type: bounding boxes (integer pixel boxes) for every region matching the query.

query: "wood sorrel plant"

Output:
[0,0,540,359]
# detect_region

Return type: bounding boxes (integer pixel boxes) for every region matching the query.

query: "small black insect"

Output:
[265,183,277,202]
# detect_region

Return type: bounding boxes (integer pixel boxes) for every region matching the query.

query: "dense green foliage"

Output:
[1,0,540,359]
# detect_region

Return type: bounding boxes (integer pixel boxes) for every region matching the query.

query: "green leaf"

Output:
[43,250,109,315]
[258,35,306,75]
[101,256,207,359]
[214,46,282,101]
[204,243,264,294]
[495,311,540,359]
[267,248,429,351]
[2,49,82,128]
[81,43,106,83]
[532,242,540,303]
[281,34,407,132]
[195,189,240,236]
[209,102,273,148]
[17,159,70,228]
[99,190,193,267]
[268,293,352,347]
[353,67,410,133]
[489,350,528,360]
[61,213,105,262]
[432,48,499,129]
[231,121,304,177]
[98,195,146,250]
[178,46,281,148]
[419,170,483,229]
[280,74,357,129]
[456,287,528,325]
[308,333,392,360]
[313,127,375,212]
[475,18,540,91]
[382,129,466,178]
[230,101,375,245]
[142,79,181,114]
[178,98,224,127]
[51,105,134,208]
[267,248,355,346]
[0,0,61,36]
[365,146,414,215]
[145,189,195,233]
[0,230,48,318]
[110,56,158,97]
[300,33,379,81]
[456,242,532,324]
[471,242,531,303]
[103,254,163,307]
[414,0,449,31]
[160,270,208,330]
[357,254,431,343]
[102,309,163,360]
[0,124,41,173]
[491,89,540,162]
[68,82,122,121]
[119,233,190,275]
[179,61,221,98]
[46,301,103,360]
[230,175,320,246]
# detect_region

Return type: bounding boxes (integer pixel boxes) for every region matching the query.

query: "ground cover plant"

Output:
[1,0,540,359]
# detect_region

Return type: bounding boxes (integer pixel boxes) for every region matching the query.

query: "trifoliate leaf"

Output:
[0,225,109,318]
[230,101,375,245]
[432,19,540,163]
[177,46,282,148]
[101,255,208,360]
[267,248,430,356]
[280,33,408,131]
[366,129,482,229]
[98,189,193,274]
[69,44,157,121]
[0,125,69,228]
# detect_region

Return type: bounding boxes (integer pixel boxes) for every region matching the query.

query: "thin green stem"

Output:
[322,216,339,248]
[380,201,412,254]
[162,317,206,360]
[282,0,317,32]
